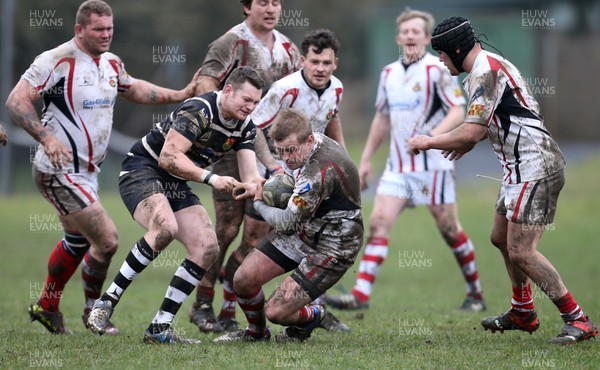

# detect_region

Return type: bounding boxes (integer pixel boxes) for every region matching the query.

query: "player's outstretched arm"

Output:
[254,129,282,175]
[194,74,220,96]
[158,129,237,193]
[121,68,201,104]
[409,122,487,160]
[237,148,262,183]
[233,148,265,199]
[5,80,72,168]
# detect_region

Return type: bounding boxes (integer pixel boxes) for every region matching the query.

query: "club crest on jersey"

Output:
[109,79,116,88]
[454,87,463,97]
[222,138,236,151]
[412,82,421,92]
[467,104,485,117]
[292,195,308,209]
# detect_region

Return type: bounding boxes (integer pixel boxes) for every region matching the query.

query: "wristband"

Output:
[199,170,218,186]
[269,165,282,175]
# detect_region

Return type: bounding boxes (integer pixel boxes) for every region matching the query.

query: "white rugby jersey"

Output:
[251,70,343,135]
[200,21,301,91]
[22,39,133,174]
[463,50,565,184]
[376,53,465,172]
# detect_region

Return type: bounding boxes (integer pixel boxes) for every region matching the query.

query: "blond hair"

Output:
[269,108,312,144]
[396,8,435,36]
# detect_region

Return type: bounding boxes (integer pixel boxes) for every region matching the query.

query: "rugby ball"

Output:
[262,174,295,209]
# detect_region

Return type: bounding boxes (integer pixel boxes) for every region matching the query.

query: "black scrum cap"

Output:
[431,16,476,73]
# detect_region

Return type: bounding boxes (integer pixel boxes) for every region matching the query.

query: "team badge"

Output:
[467,104,485,117]
[413,82,421,92]
[292,195,308,209]
[454,88,463,97]
[109,79,116,87]
[222,138,236,151]
[326,111,334,121]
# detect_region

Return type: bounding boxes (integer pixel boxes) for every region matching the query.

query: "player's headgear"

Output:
[431,16,476,73]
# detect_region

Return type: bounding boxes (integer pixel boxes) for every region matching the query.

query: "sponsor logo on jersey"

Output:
[298,182,311,194]
[292,195,308,209]
[467,104,485,117]
[222,138,236,151]
[470,85,484,102]
[82,98,112,110]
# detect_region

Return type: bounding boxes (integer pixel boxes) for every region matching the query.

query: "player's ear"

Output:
[75,23,83,37]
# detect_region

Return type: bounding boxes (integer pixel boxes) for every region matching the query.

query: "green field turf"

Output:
[1,154,598,369]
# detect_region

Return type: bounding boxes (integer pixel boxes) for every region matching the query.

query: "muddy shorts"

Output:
[257,223,363,300]
[119,156,200,216]
[496,169,565,224]
[33,167,99,215]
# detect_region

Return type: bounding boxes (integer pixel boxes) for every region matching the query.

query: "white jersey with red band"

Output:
[463,50,565,184]
[375,53,465,173]
[251,69,343,135]
[22,39,133,174]
[199,21,301,91]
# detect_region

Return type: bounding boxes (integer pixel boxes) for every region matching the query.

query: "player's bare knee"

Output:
[440,224,460,245]
[490,233,505,249]
[265,304,289,325]
[368,219,389,237]
[216,223,241,249]
[202,242,220,267]
[236,240,255,259]
[507,248,531,269]
[152,219,178,250]
[232,269,254,296]
[92,231,118,258]
[103,234,119,256]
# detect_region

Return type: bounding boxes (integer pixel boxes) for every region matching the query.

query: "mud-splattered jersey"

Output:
[463,50,565,183]
[199,21,301,91]
[375,53,465,173]
[123,91,255,180]
[287,133,362,249]
[22,39,133,174]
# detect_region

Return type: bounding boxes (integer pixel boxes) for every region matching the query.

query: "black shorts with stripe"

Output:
[119,154,201,216]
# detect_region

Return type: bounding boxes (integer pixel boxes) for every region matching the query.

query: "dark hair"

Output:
[270,108,312,144]
[224,66,265,91]
[301,29,340,56]
[240,0,252,17]
[240,0,284,17]
[76,0,112,26]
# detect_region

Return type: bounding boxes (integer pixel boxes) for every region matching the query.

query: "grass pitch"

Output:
[1,154,598,369]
